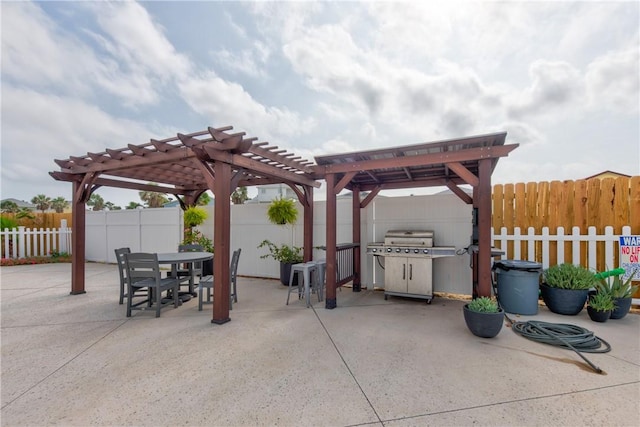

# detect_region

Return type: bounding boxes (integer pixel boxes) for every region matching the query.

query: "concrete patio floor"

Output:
[1,262,639,427]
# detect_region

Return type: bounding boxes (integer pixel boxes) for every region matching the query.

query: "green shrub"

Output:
[467,297,500,313]
[0,216,18,230]
[258,239,303,264]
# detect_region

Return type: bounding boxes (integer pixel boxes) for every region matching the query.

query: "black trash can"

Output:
[493,260,542,315]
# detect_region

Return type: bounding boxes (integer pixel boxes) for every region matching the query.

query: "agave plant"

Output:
[543,263,596,290]
[595,270,638,299]
[588,292,616,312]
[467,297,500,313]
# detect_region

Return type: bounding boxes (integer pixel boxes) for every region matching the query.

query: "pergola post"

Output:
[212,161,231,324]
[70,180,87,295]
[352,187,361,292]
[476,158,493,297]
[325,173,337,309]
[303,186,313,262]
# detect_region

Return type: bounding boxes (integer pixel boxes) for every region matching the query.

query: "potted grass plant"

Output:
[587,292,616,322]
[463,297,504,338]
[540,263,595,315]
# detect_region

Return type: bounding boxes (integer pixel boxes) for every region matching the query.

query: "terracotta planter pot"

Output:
[463,304,504,338]
[540,283,588,315]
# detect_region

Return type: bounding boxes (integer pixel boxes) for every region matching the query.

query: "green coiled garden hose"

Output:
[505,315,611,374]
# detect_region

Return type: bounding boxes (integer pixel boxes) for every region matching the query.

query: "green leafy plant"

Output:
[182,230,214,253]
[467,297,500,313]
[595,270,638,299]
[588,292,616,312]
[184,206,208,228]
[258,239,303,264]
[266,198,298,225]
[543,263,596,290]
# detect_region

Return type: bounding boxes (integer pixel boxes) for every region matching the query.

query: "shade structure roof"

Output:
[50,126,322,199]
[313,132,512,192]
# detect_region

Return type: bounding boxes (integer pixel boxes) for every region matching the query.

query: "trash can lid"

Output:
[493,260,542,272]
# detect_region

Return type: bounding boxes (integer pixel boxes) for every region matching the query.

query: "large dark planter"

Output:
[463,305,504,338]
[587,306,611,322]
[611,297,632,319]
[540,283,588,315]
[280,262,300,287]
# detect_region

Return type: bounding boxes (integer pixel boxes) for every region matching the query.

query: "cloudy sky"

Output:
[1,1,638,208]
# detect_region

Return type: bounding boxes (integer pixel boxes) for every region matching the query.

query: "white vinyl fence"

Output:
[1,220,72,259]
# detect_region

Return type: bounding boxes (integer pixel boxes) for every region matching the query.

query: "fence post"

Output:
[60,220,69,254]
[588,226,597,270]
[513,227,521,259]
[527,227,535,262]
[18,226,25,258]
[542,227,549,268]
[572,227,581,265]
[604,226,614,271]
[557,226,565,265]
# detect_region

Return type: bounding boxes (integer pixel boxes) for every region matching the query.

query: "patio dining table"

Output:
[157,251,213,299]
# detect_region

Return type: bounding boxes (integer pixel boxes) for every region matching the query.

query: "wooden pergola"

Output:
[51,126,518,323]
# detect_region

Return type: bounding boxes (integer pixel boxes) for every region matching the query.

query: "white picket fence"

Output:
[1,220,72,259]
[492,225,635,276]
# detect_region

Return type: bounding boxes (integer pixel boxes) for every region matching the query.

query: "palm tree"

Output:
[31,194,51,214]
[139,185,169,208]
[0,200,19,213]
[50,197,68,213]
[231,187,248,204]
[197,192,212,206]
[87,194,105,211]
[126,201,142,210]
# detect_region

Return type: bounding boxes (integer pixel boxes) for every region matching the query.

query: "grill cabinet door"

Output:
[384,257,407,293]
[407,259,432,296]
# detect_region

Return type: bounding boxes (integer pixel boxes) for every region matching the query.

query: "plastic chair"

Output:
[167,244,204,294]
[198,248,241,311]
[115,247,148,304]
[124,252,180,318]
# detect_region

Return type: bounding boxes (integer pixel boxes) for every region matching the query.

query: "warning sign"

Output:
[619,236,640,280]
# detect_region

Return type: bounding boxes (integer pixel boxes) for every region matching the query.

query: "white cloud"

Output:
[178,72,316,144]
[586,47,639,113]
[506,60,586,120]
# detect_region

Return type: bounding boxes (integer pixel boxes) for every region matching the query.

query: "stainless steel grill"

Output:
[367,230,455,303]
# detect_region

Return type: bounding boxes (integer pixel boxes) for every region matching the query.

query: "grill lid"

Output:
[384,230,433,247]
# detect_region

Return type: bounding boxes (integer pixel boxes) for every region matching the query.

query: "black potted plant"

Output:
[258,239,303,286]
[587,292,616,322]
[540,263,595,315]
[463,297,504,338]
[595,269,638,320]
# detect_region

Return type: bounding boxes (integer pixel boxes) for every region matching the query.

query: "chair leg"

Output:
[155,286,162,318]
[173,283,179,308]
[198,285,203,311]
[287,268,297,305]
[119,282,125,305]
[126,285,132,317]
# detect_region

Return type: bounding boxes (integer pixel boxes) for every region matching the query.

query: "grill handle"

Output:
[409,264,413,280]
[403,264,406,280]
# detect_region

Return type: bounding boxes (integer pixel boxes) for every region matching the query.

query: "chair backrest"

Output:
[115,247,131,283]
[124,252,161,284]
[230,248,241,283]
[179,244,204,252]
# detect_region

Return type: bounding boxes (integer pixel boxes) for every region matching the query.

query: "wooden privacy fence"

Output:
[2,212,73,229]
[492,176,640,270]
[1,223,72,259]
